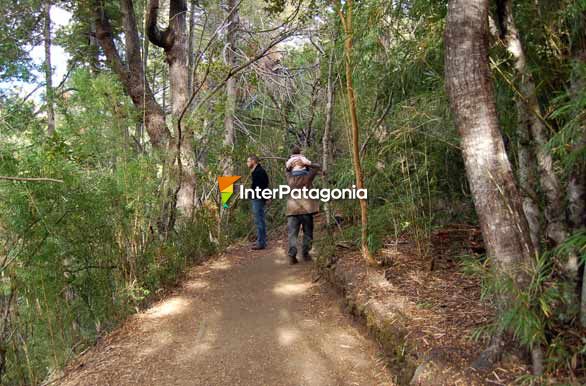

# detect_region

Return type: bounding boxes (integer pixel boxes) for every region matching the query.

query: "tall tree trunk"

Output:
[88,19,100,74]
[140,9,149,149]
[44,0,55,136]
[322,45,335,227]
[94,0,170,149]
[516,116,541,251]
[171,0,196,218]
[445,0,537,370]
[497,1,581,331]
[305,59,320,149]
[94,0,189,232]
[0,283,15,384]
[568,43,586,327]
[567,45,586,232]
[497,0,570,261]
[492,2,542,252]
[148,0,198,218]
[338,0,376,266]
[221,0,239,176]
[187,0,198,93]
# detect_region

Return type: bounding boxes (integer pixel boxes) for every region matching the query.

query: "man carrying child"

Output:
[285,146,321,265]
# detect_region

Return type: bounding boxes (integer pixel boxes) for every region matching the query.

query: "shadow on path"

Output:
[58,239,394,386]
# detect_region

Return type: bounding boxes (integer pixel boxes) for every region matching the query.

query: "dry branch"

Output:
[0,176,64,183]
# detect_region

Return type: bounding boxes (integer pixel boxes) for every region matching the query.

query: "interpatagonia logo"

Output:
[239,185,367,202]
[218,176,241,208]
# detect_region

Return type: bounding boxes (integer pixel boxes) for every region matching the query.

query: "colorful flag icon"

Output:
[218,176,241,208]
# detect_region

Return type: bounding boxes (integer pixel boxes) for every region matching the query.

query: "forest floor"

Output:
[319,223,532,385]
[54,235,396,386]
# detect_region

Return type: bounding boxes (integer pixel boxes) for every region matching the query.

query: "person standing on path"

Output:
[247,155,269,250]
[286,158,321,264]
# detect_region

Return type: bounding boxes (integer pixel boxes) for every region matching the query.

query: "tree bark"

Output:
[496,0,569,259]
[567,46,586,233]
[94,0,170,149]
[88,19,100,74]
[493,1,542,252]
[140,8,149,150]
[187,0,198,94]
[322,45,335,227]
[44,0,55,136]
[445,0,536,369]
[304,61,321,149]
[221,0,239,176]
[147,0,198,218]
[338,0,376,266]
[568,44,586,327]
[94,0,198,226]
[516,116,541,251]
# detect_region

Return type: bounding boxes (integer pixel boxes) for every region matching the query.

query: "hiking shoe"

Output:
[252,245,266,250]
[302,253,312,262]
[289,256,299,265]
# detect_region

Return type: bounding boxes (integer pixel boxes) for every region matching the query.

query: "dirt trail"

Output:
[57,239,395,386]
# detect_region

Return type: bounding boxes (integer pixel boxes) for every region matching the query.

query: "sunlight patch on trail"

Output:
[277,326,300,346]
[273,280,313,296]
[143,296,191,319]
[272,246,288,264]
[209,258,232,271]
[184,279,209,291]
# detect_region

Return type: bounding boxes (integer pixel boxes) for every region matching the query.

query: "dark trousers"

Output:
[252,199,267,248]
[287,214,314,258]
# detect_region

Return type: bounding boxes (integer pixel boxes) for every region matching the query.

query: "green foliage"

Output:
[548,60,586,171]
[555,230,586,264]
[319,0,469,259]
[0,69,222,385]
[0,0,42,82]
[461,250,586,378]
[0,0,584,382]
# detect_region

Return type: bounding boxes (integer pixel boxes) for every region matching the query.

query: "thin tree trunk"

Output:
[497,0,570,262]
[497,1,582,333]
[568,45,586,327]
[141,12,149,149]
[445,0,536,370]
[338,0,376,266]
[88,19,100,74]
[44,0,55,136]
[187,0,197,93]
[322,45,336,227]
[0,281,15,384]
[568,159,586,231]
[221,0,239,176]
[305,61,320,149]
[516,114,541,252]
[162,73,167,114]
[567,46,586,232]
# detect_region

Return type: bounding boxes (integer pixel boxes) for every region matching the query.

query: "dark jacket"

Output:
[285,164,321,216]
[251,164,269,198]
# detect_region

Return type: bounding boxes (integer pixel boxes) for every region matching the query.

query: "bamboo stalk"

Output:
[0,176,64,183]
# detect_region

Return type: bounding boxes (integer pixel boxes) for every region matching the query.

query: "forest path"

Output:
[57,238,395,386]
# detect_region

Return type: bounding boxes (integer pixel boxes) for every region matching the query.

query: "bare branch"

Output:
[0,176,64,183]
[185,29,296,119]
[360,92,393,158]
